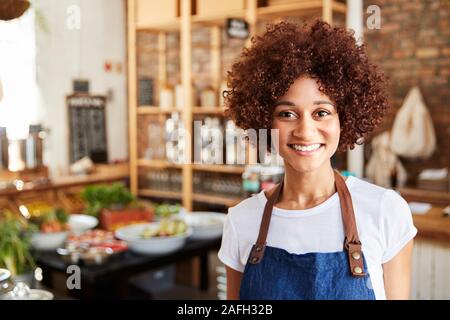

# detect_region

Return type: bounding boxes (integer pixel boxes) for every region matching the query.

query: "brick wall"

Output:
[363,0,450,185]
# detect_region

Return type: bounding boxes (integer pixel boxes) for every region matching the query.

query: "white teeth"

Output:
[290,144,321,152]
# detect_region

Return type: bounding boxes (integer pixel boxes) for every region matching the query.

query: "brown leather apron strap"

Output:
[248,169,366,277]
[334,170,366,277]
[248,179,283,264]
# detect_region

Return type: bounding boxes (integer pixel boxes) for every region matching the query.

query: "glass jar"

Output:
[0,268,14,298]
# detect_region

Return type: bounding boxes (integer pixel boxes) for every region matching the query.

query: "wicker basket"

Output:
[0,0,30,21]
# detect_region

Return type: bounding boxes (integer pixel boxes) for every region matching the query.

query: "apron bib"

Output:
[239,170,376,300]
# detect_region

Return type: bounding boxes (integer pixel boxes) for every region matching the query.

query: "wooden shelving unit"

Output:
[192,164,244,174]
[138,188,183,200]
[127,0,347,211]
[138,158,183,169]
[192,193,242,207]
[137,106,179,114]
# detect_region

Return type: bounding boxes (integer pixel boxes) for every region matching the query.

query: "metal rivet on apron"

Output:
[256,246,262,252]
[353,266,362,274]
[252,257,258,263]
[351,251,361,260]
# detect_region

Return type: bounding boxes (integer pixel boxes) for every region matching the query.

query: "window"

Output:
[0,8,39,140]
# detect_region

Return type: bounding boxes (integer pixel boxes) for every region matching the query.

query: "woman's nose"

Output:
[292,115,318,139]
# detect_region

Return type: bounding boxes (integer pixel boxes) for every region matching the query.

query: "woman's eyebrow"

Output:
[274,100,296,107]
[274,100,334,107]
[313,100,334,106]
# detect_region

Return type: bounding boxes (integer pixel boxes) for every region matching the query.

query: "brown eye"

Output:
[316,110,331,118]
[277,111,297,118]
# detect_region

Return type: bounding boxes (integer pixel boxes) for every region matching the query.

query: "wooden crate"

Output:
[196,0,245,16]
[12,190,60,217]
[0,196,19,216]
[136,0,178,27]
[56,186,86,214]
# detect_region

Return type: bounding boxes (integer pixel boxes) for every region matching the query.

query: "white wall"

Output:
[411,239,450,299]
[35,0,128,176]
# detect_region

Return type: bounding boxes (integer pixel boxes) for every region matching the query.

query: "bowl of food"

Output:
[68,214,98,235]
[115,219,191,255]
[56,246,114,266]
[28,208,70,251]
[57,229,128,265]
[153,203,186,221]
[184,212,225,240]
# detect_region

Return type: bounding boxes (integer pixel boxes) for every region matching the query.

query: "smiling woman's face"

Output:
[272,77,341,174]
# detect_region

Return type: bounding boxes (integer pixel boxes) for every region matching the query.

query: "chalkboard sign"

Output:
[138,77,154,105]
[67,94,108,164]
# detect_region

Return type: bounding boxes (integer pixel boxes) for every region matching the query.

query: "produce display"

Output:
[66,229,128,253]
[140,218,187,238]
[28,208,70,233]
[81,183,135,217]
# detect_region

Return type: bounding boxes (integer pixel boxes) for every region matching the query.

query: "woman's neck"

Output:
[278,162,337,210]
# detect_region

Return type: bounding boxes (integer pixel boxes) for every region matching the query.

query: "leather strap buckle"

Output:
[249,243,266,264]
[345,239,366,277]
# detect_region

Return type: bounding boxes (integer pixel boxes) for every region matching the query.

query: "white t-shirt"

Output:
[218,176,418,300]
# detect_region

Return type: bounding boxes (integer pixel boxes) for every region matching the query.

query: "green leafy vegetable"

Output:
[81,183,135,217]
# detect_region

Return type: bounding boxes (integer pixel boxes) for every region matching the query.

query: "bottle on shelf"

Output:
[159,84,174,110]
[200,85,217,107]
[175,82,197,111]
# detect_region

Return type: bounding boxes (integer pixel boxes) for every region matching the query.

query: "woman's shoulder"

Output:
[348,176,411,217]
[348,176,398,201]
[227,191,265,221]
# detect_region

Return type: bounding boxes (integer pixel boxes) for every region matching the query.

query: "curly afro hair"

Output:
[224,19,390,152]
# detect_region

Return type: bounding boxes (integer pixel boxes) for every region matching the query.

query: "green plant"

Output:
[0,212,35,276]
[81,183,136,217]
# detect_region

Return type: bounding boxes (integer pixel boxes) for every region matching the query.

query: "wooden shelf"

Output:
[137,106,181,114]
[136,18,181,32]
[138,159,182,169]
[191,10,246,26]
[139,160,244,174]
[397,187,450,206]
[192,164,244,174]
[138,106,225,115]
[192,107,225,115]
[257,0,345,18]
[193,193,242,207]
[138,188,182,199]
[331,1,347,14]
[134,1,346,30]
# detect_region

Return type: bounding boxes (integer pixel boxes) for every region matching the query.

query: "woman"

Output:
[218,20,417,300]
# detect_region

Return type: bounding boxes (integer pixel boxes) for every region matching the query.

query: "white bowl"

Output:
[68,214,98,235]
[115,222,192,255]
[184,212,225,240]
[30,231,68,251]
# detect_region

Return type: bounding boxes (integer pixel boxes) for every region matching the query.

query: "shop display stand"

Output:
[127,0,347,211]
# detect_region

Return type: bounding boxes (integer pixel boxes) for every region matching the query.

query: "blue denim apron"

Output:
[240,170,376,300]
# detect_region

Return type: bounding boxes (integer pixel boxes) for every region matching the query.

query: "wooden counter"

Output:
[412,206,450,242]
[0,165,129,197]
[0,164,129,213]
[396,187,450,242]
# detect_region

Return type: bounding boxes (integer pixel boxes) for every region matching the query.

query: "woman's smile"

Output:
[288,143,325,156]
